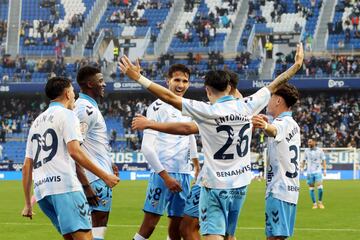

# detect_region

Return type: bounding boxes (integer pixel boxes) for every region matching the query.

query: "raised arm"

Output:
[267,42,304,93]
[119,56,183,110]
[132,114,199,135]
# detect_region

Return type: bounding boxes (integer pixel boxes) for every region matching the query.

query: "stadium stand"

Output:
[238,0,321,52]
[84,0,173,56]
[19,0,95,56]
[169,0,237,53]
[327,0,360,50]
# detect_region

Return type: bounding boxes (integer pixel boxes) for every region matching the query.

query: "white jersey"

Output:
[25,102,83,201]
[265,112,301,204]
[144,99,194,173]
[182,87,271,189]
[304,147,325,174]
[74,93,113,183]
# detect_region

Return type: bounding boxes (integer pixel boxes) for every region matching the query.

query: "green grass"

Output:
[1,180,359,239]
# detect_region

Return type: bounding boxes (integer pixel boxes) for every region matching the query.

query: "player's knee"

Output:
[179,221,189,237]
[63,234,73,240]
[91,211,109,227]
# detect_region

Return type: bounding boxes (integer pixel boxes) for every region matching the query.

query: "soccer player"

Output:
[252,83,301,240]
[21,77,119,240]
[120,42,303,240]
[131,70,242,240]
[74,66,119,240]
[301,138,326,209]
[132,64,199,240]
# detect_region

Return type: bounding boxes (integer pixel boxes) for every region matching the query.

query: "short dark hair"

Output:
[45,77,72,100]
[167,64,191,79]
[77,65,101,88]
[274,83,299,108]
[224,69,238,89]
[204,70,230,92]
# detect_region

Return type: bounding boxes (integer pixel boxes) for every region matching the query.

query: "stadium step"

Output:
[6,0,21,56]
[153,0,185,55]
[224,0,248,54]
[260,58,274,80]
[71,0,108,57]
[313,0,337,51]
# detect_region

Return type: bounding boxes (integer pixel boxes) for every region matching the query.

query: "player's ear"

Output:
[87,80,94,89]
[64,87,71,100]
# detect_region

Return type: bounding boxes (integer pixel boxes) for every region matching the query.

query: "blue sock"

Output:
[318,187,323,202]
[309,188,316,203]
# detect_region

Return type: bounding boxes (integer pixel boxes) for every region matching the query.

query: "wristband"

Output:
[138,75,152,88]
[264,122,268,130]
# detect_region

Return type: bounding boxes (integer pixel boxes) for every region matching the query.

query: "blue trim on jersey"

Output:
[79,93,98,108]
[49,102,65,108]
[277,111,292,118]
[215,95,235,103]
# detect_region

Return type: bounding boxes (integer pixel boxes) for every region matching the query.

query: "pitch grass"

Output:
[0,180,359,240]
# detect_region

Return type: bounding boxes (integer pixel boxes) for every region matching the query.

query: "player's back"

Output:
[266,114,301,204]
[26,103,83,201]
[182,87,271,189]
[74,96,113,182]
[145,99,193,173]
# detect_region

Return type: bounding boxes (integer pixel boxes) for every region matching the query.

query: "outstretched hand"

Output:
[118,56,141,81]
[294,42,304,67]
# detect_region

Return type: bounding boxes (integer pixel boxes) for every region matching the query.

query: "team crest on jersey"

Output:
[151,200,159,208]
[267,165,274,183]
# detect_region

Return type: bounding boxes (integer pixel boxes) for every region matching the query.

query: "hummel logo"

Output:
[271,211,279,217]
[95,187,103,194]
[153,102,162,111]
[86,106,94,116]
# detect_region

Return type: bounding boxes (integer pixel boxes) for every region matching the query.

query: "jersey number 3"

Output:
[286,145,299,178]
[214,123,250,160]
[31,128,58,169]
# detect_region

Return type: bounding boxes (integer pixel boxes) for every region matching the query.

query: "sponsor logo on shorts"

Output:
[218,189,246,199]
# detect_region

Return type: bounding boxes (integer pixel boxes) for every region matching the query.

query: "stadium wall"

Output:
[0,78,358,93]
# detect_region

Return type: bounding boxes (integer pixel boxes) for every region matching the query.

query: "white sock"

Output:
[92,227,106,240]
[167,237,172,240]
[133,233,147,240]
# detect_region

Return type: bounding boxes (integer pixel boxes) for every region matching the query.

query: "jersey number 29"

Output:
[31,128,58,169]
